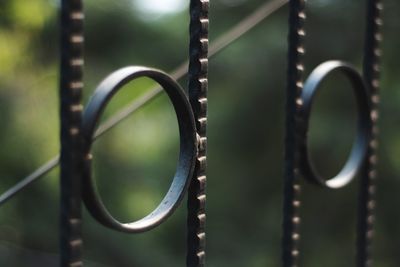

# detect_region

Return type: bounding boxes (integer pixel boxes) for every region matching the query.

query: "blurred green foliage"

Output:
[0,0,400,266]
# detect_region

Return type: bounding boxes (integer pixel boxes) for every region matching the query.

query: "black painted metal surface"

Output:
[357,1,383,266]
[299,61,372,189]
[283,0,383,266]
[81,67,197,233]
[0,0,386,266]
[58,0,207,265]
[282,1,306,265]
[59,0,84,266]
[187,0,209,266]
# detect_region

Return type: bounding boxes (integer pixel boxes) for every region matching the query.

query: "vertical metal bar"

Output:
[187,0,209,266]
[357,0,383,266]
[282,0,306,266]
[59,0,84,266]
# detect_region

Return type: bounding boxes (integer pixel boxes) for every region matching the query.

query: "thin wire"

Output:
[0,156,59,204]
[0,0,288,206]
[97,0,288,139]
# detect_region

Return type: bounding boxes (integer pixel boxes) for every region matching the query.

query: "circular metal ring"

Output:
[81,66,197,233]
[299,60,372,189]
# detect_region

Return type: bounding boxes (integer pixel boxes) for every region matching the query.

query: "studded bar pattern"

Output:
[59,0,84,266]
[0,0,390,265]
[282,0,306,266]
[357,1,383,266]
[187,0,209,266]
[283,0,385,266]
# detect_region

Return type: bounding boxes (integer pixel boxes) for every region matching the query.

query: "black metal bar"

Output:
[282,0,306,266]
[357,1,383,266]
[187,0,209,266]
[59,0,84,266]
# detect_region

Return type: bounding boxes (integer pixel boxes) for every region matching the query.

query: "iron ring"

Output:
[298,60,372,189]
[81,66,197,233]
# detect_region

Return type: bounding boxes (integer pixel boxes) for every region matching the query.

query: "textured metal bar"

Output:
[357,0,383,266]
[187,0,209,266]
[282,0,306,266]
[59,0,84,266]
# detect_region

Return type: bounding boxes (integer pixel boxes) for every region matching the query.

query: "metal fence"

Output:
[0,0,385,266]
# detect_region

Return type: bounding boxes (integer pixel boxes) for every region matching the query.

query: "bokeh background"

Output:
[0,0,400,266]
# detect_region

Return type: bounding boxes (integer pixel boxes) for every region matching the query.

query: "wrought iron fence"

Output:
[0,0,393,266]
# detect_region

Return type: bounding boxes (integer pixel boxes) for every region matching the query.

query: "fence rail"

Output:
[0,0,386,266]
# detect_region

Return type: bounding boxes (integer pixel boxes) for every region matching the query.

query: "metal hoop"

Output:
[81,66,197,233]
[298,61,372,189]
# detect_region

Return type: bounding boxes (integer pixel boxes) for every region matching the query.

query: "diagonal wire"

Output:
[0,0,288,206]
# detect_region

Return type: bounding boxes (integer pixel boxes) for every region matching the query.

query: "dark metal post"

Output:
[59,0,84,266]
[187,0,209,266]
[282,0,306,266]
[357,0,383,266]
